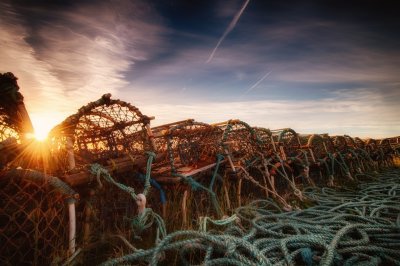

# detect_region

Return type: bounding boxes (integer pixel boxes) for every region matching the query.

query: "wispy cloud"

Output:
[140,87,399,138]
[206,0,250,63]
[0,0,165,133]
[1,1,398,139]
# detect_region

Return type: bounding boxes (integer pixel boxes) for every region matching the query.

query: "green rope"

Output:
[6,168,78,202]
[176,173,223,217]
[199,214,238,232]
[171,153,225,217]
[102,168,400,265]
[90,153,167,245]
[89,151,156,199]
[128,208,167,244]
[90,163,138,200]
[143,151,156,197]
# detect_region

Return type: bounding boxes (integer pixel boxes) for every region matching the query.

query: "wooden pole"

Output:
[62,152,166,186]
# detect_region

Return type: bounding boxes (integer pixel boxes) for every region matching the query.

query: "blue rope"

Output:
[136,173,167,204]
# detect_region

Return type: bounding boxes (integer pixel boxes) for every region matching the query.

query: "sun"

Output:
[30,114,61,142]
[33,128,49,141]
[26,129,49,141]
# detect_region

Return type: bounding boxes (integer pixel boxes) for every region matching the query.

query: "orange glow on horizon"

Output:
[30,113,65,141]
[28,131,48,141]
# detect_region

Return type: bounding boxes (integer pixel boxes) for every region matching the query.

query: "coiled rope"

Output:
[102,168,400,265]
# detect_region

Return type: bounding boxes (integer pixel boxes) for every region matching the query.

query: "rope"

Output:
[89,151,156,200]
[102,168,400,265]
[90,163,138,200]
[177,173,223,217]
[199,214,238,232]
[90,152,167,245]
[209,153,224,190]
[143,151,156,197]
[174,153,225,217]
[6,168,78,202]
[127,207,167,244]
[136,173,167,204]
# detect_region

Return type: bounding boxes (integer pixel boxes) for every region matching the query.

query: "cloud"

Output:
[1,1,398,139]
[115,11,399,139]
[139,87,399,138]
[0,0,165,133]
[199,16,400,83]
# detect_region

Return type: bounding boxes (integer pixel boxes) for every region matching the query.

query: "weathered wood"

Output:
[152,160,226,183]
[177,160,226,177]
[62,152,166,186]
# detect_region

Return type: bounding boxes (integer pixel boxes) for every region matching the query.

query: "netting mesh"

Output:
[276,128,301,158]
[354,137,365,149]
[44,95,159,263]
[170,122,219,170]
[0,173,69,265]
[75,174,163,264]
[254,127,276,154]
[0,92,399,265]
[0,118,19,142]
[333,135,348,152]
[74,103,148,159]
[150,121,224,230]
[48,95,152,173]
[307,134,326,160]
[219,120,262,165]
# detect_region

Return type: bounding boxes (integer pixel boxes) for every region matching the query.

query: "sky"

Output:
[1,0,399,138]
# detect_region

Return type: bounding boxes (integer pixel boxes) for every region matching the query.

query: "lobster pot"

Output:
[75,174,164,264]
[0,172,69,265]
[47,94,154,174]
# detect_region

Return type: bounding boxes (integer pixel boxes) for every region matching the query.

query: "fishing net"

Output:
[0,91,399,265]
[0,170,75,265]
[48,94,153,173]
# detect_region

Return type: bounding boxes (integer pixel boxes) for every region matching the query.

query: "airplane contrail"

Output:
[245,71,271,94]
[206,0,251,63]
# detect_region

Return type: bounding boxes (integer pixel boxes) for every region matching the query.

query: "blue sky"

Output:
[1,0,399,137]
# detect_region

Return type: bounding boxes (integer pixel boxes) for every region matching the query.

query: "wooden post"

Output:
[237,178,242,207]
[224,147,236,172]
[182,190,188,228]
[223,182,231,210]
[279,146,287,161]
[309,148,316,163]
[145,122,156,151]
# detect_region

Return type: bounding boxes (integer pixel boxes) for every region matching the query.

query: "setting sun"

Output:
[30,114,64,141]
[33,128,49,141]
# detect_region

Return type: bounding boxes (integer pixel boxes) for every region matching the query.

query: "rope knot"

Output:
[89,163,103,176]
[216,153,225,161]
[145,151,157,159]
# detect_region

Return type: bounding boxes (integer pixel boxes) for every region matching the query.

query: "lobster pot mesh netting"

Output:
[48,96,152,173]
[0,172,69,265]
